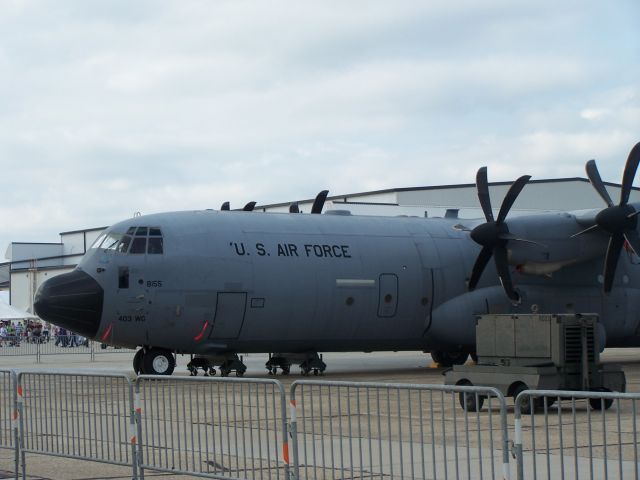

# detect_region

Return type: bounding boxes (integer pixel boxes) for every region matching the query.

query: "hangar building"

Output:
[1,177,638,314]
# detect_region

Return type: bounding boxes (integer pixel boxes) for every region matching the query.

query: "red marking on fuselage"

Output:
[100,323,113,342]
[194,321,209,342]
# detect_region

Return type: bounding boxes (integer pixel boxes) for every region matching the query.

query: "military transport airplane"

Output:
[34,143,640,376]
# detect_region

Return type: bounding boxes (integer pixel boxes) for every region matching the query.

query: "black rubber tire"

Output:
[133,349,144,375]
[457,380,484,412]
[513,384,540,415]
[589,389,614,410]
[431,351,469,367]
[141,348,175,375]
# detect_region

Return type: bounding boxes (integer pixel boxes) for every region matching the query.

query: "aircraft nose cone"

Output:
[34,269,104,338]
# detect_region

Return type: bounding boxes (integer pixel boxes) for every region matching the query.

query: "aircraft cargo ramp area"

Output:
[0,350,638,479]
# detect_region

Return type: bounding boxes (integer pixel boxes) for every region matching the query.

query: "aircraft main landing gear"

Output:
[186,353,247,377]
[187,355,216,376]
[266,352,327,376]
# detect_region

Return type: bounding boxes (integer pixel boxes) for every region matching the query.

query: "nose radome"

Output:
[34,269,104,338]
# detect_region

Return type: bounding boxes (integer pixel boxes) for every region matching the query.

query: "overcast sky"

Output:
[0,1,638,258]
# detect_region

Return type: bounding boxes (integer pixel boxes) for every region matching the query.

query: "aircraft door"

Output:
[378,274,398,317]
[414,236,444,334]
[209,292,247,339]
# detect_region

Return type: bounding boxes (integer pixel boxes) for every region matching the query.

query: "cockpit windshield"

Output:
[95,227,164,254]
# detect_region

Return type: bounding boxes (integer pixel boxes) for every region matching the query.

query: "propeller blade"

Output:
[220,201,230,211]
[476,167,494,223]
[468,246,493,290]
[311,190,329,214]
[624,231,640,256]
[620,142,640,205]
[571,224,600,238]
[496,175,531,225]
[585,159,614,207]
[289,203,300,213]
[494,246,519,302]
[243,201,256,212]
[603,234,625,293]
[498,233,547,247]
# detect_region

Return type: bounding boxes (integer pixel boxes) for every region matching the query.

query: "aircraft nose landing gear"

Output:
[133,347,176,375]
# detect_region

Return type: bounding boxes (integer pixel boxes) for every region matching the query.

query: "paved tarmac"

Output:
[0,348,637,479]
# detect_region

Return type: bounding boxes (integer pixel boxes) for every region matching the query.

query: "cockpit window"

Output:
[117,235,132,253]
[148,237,163,254]
[130,237,147,254]
[100,233,123,251]
[119,227,164,255]
[101,226,163,254]
[90,233,106,249]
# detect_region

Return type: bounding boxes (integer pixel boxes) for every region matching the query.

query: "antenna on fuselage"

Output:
[311,190,329,214]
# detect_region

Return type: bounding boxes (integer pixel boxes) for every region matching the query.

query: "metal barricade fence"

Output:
[0,370,18,479]
[289,380,510,480]
[514,390,640,480]
[16,371,137,479]
[0,337,136,363]
[0,340,39,358]
[135,375,289,480]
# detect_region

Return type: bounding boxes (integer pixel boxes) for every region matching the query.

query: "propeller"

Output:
[311,190,329,214]
[581,142,640,293]
[289,203,300,213]
[220,201,230,211]
[243,201,256,212]
[468,167,531,302]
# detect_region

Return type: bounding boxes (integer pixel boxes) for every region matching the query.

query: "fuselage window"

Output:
[130,237,147,254]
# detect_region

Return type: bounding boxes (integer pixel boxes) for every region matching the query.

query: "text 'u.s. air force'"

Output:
[231,242,352,258]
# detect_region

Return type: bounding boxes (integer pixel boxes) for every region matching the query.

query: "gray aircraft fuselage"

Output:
[34,208,640,356]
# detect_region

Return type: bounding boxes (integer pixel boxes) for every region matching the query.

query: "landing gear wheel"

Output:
[589,388,614,410]
[281,365,290,375]
[142,348,175,375]
[457,380,484,412]
[220,368,230,377]
[133,349,144,375]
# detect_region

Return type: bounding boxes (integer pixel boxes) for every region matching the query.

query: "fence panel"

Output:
[17,371,136,478]
[289,380,510,480]
[135,375,289,479]
[0,370,18,479]
[514,390,640,480]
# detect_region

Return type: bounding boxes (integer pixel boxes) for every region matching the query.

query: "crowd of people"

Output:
[0,320,89,347]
